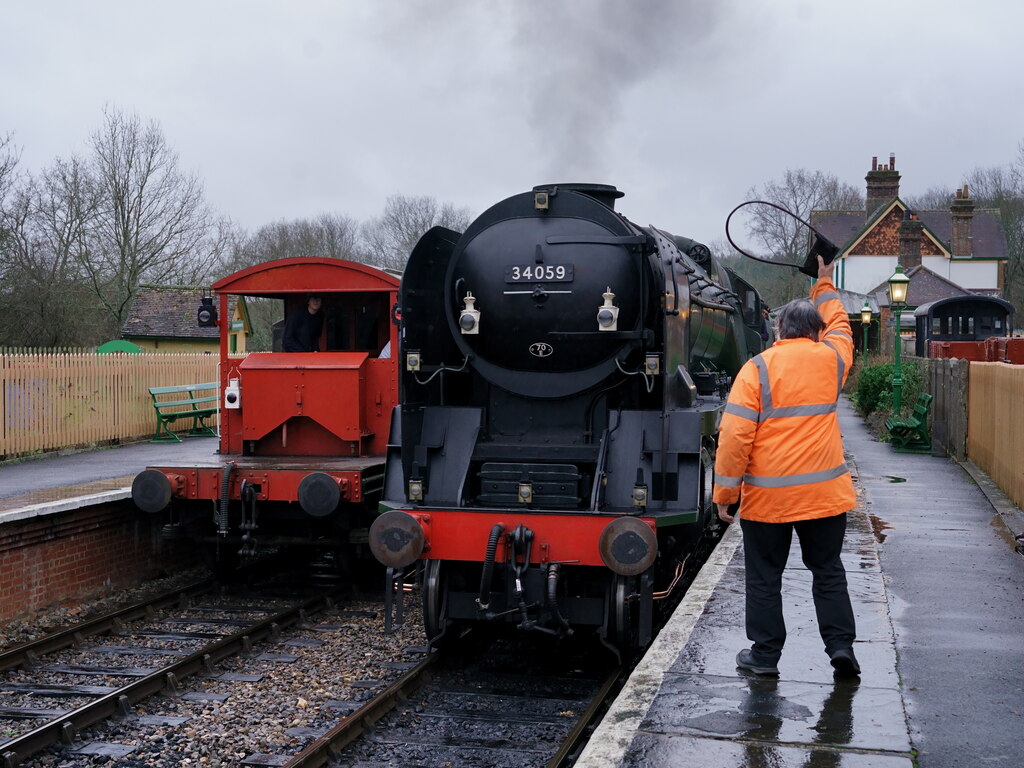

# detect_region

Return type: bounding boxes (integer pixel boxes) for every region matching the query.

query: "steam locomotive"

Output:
[131,257,399,573]
[368,184,768,657]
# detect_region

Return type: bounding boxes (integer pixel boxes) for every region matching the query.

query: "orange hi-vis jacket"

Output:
[712,278,856,523]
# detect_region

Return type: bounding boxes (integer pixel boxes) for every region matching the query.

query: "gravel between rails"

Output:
[8,599,426,767]
[1,568,429,767]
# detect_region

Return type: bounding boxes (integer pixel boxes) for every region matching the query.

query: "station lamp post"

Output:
[860,300,872,366]
[887,265,911,413]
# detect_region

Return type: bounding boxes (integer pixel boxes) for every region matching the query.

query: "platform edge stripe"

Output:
[0,489,132,524]
[574,523,742,767]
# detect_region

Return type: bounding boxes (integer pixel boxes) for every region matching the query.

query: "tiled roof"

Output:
[812,204,1007,260]
[773,288,878,317]
[916,209,1007,259]
[121,286,237,340]
[866,265,973,308]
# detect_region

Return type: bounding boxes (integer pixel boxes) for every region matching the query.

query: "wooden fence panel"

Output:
[1,351,219,458]
[967,362,1024,511]
[921,356,969,461]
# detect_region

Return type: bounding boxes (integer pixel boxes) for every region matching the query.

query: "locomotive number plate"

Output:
[505,264,574,283]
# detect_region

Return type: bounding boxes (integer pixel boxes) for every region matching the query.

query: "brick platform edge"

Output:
[0,500,200,623]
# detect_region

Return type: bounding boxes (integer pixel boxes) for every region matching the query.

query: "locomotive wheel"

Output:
[423,560,460,649]
[611,574,640,656]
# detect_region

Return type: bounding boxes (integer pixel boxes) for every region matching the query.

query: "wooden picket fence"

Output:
[966,362,1024,511]
[1,350,220,458]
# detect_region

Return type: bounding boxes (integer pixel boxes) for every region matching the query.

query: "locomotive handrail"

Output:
[545,234,648,246]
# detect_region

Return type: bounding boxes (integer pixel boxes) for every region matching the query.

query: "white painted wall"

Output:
[838,255,1000,295]
[837,256,900,294]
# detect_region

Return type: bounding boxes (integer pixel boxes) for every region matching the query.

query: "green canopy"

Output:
[97,340,142,353]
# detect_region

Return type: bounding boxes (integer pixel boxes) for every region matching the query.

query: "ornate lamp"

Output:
[887,266,911,412]
[860,300,872,364]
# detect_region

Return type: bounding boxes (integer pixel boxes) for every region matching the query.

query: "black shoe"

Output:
[830,647,861,677]
[736,648,779,676]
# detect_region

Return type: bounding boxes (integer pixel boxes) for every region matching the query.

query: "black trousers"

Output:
[740,513,856,665]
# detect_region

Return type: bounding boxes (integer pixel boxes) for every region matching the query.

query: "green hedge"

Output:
[853,359,924,417]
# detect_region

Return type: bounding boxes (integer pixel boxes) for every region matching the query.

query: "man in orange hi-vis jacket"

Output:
[714,255,860,679]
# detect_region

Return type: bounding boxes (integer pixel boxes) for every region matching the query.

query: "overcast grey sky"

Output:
[4,0,1023,244]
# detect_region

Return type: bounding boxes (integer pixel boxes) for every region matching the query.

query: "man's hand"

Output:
[717,503,735,524]
[817,254,835,282]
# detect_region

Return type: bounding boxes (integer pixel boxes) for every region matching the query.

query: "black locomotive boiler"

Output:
[369,183,767,657]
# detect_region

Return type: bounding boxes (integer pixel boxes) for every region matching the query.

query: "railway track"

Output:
[0,574,342,767]
[1,527,721,766]
[289,634,623,768]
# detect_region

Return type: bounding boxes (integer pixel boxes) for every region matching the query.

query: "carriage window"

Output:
[995,317,1003,331]
[979,315,994,334]
[932,317,942,335]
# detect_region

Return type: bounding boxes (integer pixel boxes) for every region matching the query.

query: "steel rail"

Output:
[0,577,217,673]
[283,653,439,767]
[545,666,623,768]
[0,590,338,768]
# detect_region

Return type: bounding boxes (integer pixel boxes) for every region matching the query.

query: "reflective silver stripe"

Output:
[820,342,845,397]
[724,402,760,422]
[752,355,772,418]
[835,349,846,397]
[743,462,849,488]
[753,353,842,420]
[825,330,853,342]
[814,290,840,307]
[716,474,742,488]
[763,403,837,418]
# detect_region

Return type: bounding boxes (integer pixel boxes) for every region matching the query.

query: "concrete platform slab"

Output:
[579,396,1024,768]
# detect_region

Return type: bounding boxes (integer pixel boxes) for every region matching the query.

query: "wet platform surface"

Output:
[580,397,1024,768]
[0,437,217,517]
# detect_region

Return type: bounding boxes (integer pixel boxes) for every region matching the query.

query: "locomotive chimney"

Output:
[534,183,624,210]
[950,183,975,257]
[865,153,901,220]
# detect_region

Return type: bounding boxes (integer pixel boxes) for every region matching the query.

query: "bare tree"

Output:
[0,161,109,346]
[739,170,864,304]
[967,149,1024,315]
[904,185,956,211]
[360,194,472,271]
[745,170,864,261]
[81,106,214,327]
[0,133,18,205]
[227,213,362,274]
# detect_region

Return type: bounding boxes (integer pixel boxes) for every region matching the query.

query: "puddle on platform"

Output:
[868,514,892,543]
[989,514,1024,556]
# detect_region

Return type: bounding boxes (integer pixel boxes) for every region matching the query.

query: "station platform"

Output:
[0,437,218,520]
[579,397,1024,768]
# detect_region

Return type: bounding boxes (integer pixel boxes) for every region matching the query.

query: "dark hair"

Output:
[776,300,826,340]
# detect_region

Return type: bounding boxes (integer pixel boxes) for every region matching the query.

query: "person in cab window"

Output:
[282,294,323,352]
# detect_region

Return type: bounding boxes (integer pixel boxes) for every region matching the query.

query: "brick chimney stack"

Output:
[898,210,923,269]
[950,184,975,257]
[866,153,901,220]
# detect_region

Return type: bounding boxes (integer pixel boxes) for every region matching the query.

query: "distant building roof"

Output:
[772,287,878,318]
[121,286,238,341]
[813,205,1007,261]
[866,264,973,309]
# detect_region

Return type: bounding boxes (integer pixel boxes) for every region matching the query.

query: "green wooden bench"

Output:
[885,392,933,453]
[148,382,219,442]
